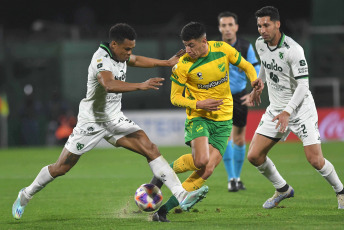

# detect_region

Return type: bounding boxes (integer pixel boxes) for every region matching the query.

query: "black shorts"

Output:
[232,89,248,127]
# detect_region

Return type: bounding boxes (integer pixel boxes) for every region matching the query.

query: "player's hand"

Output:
[242,89,261,107]
[196,99,223,111]
[241,93,254,107]
[141,78,165,90]
[167,49,186,66]
[251,78,264,94]
[272,111,290,133]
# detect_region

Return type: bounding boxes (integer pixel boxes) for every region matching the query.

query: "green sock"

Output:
[158,195,179,214]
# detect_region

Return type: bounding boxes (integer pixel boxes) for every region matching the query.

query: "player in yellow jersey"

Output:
[152,22,263,222]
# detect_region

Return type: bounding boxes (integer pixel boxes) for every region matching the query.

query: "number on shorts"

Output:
[301,124,307,134]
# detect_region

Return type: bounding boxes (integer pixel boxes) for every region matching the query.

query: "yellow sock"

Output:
[182,171,206,192]
[171,154,199,174]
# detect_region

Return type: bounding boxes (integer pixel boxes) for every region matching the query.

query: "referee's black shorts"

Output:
[232,89,248,127]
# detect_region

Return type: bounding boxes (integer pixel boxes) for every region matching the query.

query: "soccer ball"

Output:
[134,183,163,212]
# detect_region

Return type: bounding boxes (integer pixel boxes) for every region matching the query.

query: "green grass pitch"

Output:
[1,142,344,229]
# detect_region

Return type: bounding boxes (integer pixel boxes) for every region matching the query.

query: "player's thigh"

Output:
[104,113,142,146]
[190,136,210,168]
[116,130,160,160]
[102,114,159,159]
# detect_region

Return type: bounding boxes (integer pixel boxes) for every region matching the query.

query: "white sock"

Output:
[149,156,186,203]
[23,166,54,203]
[317,158,344,193]
[256,157,286,189]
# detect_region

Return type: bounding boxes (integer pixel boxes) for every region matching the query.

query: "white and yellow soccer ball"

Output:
[134,183,163,212]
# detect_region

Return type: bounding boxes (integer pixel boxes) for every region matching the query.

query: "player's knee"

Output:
[194,156,209,169]
[235,139,245,147]
[247,150,259,165]
[49,164,71,178]
[144,142,160,160]
[233,136,245,146]
[307,157,323,170]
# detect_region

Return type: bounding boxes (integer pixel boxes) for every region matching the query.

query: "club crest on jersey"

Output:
[197,72,203,80]
[218,63,226,72]
[262,59,283,72]
[183,57,191,64]
[279,52,284,59]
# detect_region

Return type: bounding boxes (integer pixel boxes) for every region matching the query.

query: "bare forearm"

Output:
[102,80,143,93]
[129,55,169,68]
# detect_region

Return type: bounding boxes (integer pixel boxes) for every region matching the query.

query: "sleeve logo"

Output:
[299,60,306,66]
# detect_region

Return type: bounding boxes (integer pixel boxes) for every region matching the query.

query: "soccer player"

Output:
[247,6,344,209]
[12,23,209,220]
[152,21,263,222]
[218,11,261,192]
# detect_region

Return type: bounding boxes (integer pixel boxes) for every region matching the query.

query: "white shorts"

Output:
[65,112,141,155]
[256,104,321,146]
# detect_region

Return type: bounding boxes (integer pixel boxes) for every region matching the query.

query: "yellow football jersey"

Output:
[170,41,256,121]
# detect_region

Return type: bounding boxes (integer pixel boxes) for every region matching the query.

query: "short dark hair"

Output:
[217,11,238,24]
[180,22,206,41]
[109,23,137,43]
[255,6,280,21]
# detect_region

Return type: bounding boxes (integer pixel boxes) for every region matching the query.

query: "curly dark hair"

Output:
[109,23,137,43]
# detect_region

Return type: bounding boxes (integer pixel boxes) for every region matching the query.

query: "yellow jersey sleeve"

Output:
[222,42,257,83]
[170,61,187,86]
[170,81,197,109]
[170,61,197,109]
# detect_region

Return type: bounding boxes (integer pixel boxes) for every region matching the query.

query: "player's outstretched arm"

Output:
[128,49,185,68]
[97,71,164,93]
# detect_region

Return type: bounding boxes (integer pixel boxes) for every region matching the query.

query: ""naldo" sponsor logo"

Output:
[262,59,283,72]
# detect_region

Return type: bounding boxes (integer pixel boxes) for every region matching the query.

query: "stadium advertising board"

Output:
[97,108,344,147]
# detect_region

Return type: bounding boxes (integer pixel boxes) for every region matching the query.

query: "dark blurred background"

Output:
[0,0,343,146]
